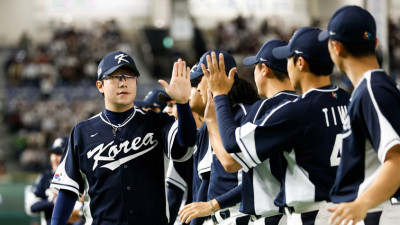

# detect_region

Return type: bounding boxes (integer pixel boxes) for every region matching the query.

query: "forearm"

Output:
[355,145,400,209]
[214,184,242,209]
[51,189,77,225]
[30,200,53,213]
[176,103,197,147]
[214,95,241,153]
[207,121,241,173]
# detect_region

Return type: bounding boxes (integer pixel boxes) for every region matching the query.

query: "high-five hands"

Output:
[159,59,191,104]
[202,51,236,97]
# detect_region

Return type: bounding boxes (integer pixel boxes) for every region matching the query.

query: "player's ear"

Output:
[330,40,343,56]
[96,80,104,94]
[261,63,270,77]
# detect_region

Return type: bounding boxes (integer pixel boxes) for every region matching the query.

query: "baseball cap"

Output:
[243,40,288,73]
[190,62,201,86]
[272,27,333,64]
[158,91,173,104]
[134,89,167,109]
[190,50,238,81]
[50,136,68,155]
[97,51,140,80]
[318,5,376,44]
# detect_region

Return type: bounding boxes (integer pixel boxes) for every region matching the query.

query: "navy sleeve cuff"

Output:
[215,184,242,209]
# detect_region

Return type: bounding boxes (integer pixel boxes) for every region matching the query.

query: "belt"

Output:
[279,201,327,215]
[211,209,230,224]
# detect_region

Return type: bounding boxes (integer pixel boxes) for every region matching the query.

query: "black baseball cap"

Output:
[273,27,333,65]
[97,51,140,80]
[243,40,288,73]
[190,50,238,81]
[50,136,68,155]
[318,5,376,44]
[134,89,168,109]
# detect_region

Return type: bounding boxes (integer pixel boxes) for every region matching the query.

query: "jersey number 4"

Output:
[330,133,343,167]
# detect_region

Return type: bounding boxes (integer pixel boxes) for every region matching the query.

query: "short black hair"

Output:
[293,54,333,76]
[257,63,289,82]
[337,40,376,57]
[228,77,260,107]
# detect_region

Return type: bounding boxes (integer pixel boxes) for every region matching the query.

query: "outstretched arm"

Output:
[202,52,242,154]
[160,59,197,147]
[204,89,241,172]
[329,145,400,225]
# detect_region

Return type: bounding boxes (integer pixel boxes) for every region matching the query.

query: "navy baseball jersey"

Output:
[219,85,350,208]
[50,107,193,225]
[165,156,193,225]
[331,70,400,203]
[208,103,249,209]
[236,91,298,216]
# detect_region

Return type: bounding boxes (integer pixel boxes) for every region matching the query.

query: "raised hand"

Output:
[202,51,236,97]
[159,59,191,104]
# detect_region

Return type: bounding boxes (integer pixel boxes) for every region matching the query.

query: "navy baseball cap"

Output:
[134,89,167,109]
[190,50,238,81]
[190,62,201,86]
[318,5,376,44]
[50,136,68,155]
[158,91,173,104]
[243,40,288,73]
[97,51,140,80]
[273,27,333,64]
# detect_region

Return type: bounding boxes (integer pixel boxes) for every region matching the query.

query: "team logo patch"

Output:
[54,173,62,181]
[332,91,338,99]
[363,31,372,41]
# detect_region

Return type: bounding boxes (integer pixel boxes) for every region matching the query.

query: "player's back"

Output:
[275,85,350,207]
[240,85,350,208]
[331,70,400,204]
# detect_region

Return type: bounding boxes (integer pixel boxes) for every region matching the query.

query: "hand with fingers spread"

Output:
[328,200,368,225]
[179,200,219,223]
[159,59,191,104]
[202,51,236,97]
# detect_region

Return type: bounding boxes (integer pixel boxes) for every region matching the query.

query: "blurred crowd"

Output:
[2,16,400,172]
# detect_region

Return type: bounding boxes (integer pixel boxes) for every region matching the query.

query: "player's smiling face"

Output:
[96,67,138,112]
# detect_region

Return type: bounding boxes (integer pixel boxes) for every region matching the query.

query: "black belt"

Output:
[279,206,295,215]
[211,209,230,224]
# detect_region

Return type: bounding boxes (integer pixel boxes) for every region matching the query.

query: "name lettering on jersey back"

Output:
[322,105,348,127]
[87,133,158,171]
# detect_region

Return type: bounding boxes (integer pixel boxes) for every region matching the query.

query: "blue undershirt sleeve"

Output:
[214,184,242,209]
[51,189,76,225]
[214,95,241,153]
[176,103,197,147]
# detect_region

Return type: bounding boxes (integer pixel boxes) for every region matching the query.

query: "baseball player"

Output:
[318,5,400,225]
[26,136,84,225]
[179,50,259,225]
[206,27,350,225]
[50,51,197,225]
[134,89,169,112]
[164,63,209,225]
[203,40,298,225]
